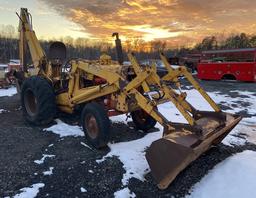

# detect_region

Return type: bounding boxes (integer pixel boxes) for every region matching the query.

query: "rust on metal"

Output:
[146,113,242,189]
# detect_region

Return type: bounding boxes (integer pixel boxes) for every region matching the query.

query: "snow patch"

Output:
[80,187,87,193]
[13,183,45,198]
[81,142,92,150]
[110,114,130,124]
[222,134,246,147]
[222,117,256,146]
[0,87,17,97]
[34,154,55,165]
[0,109,6,113]
[44,119,84,137]
[188,150,256,198]
[97,129,162,185]
[114,187,136,198]
[209,90,256,115]
[43,167,54,176]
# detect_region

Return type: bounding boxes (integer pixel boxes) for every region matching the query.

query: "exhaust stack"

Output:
[112,32,124,65]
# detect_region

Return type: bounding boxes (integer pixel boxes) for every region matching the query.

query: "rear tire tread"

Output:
[81,102,110,148]
[21,76,56,125]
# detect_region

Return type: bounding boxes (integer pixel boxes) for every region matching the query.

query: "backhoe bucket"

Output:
[146,113,242,189]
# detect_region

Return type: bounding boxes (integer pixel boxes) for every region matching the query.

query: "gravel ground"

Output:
[0,80,256,198]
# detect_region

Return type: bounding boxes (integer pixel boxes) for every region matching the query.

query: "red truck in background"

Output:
[0,59,21,88]
[197,48,256,82]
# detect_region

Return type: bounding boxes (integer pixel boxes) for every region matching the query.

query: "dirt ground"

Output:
[0,80,256,198]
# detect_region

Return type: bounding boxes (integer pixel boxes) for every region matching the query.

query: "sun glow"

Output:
[125,25,182,41]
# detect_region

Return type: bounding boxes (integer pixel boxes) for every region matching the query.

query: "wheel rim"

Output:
[24,89,37,117]
[85,114,99,139]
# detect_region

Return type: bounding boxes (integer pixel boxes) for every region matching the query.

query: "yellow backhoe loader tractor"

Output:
[15,8,242,189]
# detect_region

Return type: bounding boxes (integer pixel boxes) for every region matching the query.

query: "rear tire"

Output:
[131,109,157,132]
[21,76,56,125]
[81,102,110,148]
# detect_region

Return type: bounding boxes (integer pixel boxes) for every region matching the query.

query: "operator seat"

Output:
[48,41,67,78]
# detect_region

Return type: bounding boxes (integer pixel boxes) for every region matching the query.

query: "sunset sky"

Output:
[1,0,256,46]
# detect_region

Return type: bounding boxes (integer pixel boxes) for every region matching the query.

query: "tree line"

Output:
[194,33,256,51]
[1,24,256,63]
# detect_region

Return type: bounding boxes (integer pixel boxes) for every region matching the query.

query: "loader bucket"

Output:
[146,113,242,189]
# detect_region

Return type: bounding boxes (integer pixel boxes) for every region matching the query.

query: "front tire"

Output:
[21,76,56,125]
[81,102,110,148]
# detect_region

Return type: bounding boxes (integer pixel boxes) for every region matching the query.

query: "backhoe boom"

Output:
[18,8,48,75]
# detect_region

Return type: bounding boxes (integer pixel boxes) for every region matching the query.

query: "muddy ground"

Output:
[0,80,256,198]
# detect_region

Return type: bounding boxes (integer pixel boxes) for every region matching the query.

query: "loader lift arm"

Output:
[127,53,224,130]
[160,52,221,112]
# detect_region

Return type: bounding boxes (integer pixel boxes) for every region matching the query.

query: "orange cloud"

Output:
[39,0,256,46]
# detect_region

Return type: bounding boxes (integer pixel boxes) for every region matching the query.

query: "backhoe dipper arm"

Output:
[18,8,47,73]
